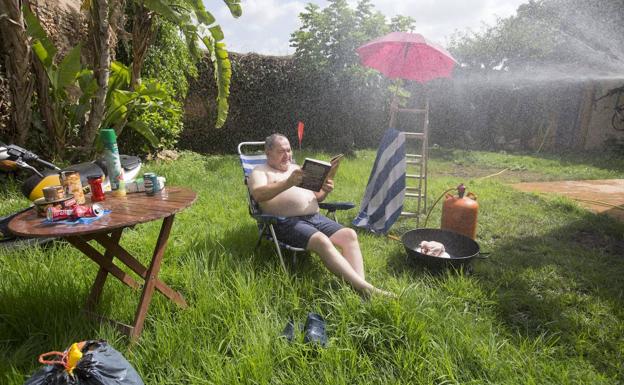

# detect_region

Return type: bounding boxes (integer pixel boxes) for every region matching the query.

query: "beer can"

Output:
[143,173,157,195]
[73,203,104,218]
[47,207,74,221]
[46,203,104,221]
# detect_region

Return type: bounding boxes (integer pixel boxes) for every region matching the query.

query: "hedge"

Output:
[181,52,601,155]
[181,53,391,154]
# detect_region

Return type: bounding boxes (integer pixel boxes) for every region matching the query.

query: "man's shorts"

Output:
[273,213,343,249]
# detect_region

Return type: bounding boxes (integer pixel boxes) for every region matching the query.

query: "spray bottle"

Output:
[100,128,126,197]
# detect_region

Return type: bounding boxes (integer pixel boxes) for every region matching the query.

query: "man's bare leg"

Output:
[329,228,365,279]
[307,232,393,297]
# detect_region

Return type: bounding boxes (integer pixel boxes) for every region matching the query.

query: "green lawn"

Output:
[1,149,623,384]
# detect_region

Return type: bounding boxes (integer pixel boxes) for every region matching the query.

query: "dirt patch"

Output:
[512,179,624,222]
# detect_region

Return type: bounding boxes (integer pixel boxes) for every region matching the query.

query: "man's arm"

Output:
[248,168,304,202]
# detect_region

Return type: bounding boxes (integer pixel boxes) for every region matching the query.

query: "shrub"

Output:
[117,82,183,155]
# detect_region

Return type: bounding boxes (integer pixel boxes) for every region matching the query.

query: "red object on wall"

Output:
[297,121,304,148]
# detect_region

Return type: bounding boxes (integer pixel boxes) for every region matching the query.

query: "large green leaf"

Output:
[110,61,131,87]
[202,37,231,128]
[126,120,159,146]
[103,89,133,126]
[106,61,131,105]
[222,0,242,18]
[190,0,215,25]
[69,69,96,127]
[57,45,82,90]
[142,0,181,24]
[31,41,52,70]
[136,84,167,99]
[209,25,224,42]
[22,5,57,67]
[77,69,97,96]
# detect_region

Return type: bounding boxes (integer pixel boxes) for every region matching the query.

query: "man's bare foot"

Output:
[362,286,397,299]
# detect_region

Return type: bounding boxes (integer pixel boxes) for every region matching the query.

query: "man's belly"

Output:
[259,187,319,217]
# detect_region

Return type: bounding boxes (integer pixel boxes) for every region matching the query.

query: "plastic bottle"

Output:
[100,128,126,197]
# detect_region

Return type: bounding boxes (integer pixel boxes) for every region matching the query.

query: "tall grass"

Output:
[1,149,623,384]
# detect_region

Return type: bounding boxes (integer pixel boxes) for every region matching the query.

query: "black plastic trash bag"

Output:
[24,340,144,385]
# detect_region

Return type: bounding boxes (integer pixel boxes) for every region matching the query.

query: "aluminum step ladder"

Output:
[389,99,429,227]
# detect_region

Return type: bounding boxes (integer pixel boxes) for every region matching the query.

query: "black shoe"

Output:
[280,319,295,342]
[303,313,327,347]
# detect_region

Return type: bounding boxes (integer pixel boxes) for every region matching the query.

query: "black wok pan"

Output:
[401,228,485,271]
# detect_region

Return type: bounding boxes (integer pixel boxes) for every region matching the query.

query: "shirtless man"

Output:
[248,133,392,297]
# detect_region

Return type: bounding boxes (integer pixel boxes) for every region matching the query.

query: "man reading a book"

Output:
[248,133,392,297]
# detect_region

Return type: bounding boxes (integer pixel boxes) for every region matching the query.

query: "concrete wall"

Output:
[582,79,624,150]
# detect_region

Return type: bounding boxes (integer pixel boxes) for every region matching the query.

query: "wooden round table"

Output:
[9,186,197,340]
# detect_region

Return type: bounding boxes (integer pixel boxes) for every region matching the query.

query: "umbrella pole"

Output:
[389,79,401,128]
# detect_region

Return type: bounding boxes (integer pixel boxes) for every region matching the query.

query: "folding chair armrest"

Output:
[319,202,355,212]
[253,214,285,224]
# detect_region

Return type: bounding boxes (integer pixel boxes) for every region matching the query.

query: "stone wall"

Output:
[582,80,624,150]
[30,0,88,57]
[0,0,86,139]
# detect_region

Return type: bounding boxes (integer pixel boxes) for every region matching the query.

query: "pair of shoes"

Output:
[280,318,296,342]
[280,313,328,347]
[303,313,327,347]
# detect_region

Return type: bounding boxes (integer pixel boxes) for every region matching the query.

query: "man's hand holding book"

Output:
[298,154,344,192]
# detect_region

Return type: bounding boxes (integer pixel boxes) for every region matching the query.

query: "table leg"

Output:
[85,229,124,310]
[66,236,140,290]
[130,215,175,340]
[93,233,187,308]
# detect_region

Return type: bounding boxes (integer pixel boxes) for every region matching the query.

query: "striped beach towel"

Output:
[352,128,406,233]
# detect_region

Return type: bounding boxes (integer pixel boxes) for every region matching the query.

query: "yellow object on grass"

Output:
[65,342,83,374]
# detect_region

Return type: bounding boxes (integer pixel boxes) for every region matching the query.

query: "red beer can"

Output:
[73,203,104,218]
[47,207,74,221]
[47,204,104,221]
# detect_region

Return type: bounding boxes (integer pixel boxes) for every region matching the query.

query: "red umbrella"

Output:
[356,32,457,83]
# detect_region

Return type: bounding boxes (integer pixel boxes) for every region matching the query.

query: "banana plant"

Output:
[102,61,165,146]
[23,5,82,156]
[24,7,169,156]
[131,0,241,127]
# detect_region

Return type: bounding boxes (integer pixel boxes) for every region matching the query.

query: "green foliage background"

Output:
[180,0,622,155]
[180,0,415,154]
[117,20,195,155]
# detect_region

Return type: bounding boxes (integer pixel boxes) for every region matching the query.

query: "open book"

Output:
[298,154,343,192]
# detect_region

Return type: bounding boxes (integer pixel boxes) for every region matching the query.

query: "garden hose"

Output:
[386,168,509,241]
[571,198,624,211]
[422,187,456,228]
[476,168,509,180]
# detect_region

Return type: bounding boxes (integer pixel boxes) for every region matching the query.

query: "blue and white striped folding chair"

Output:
[237,141,303,272]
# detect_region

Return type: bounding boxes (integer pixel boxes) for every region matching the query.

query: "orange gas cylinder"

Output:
[441,184,479,239]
